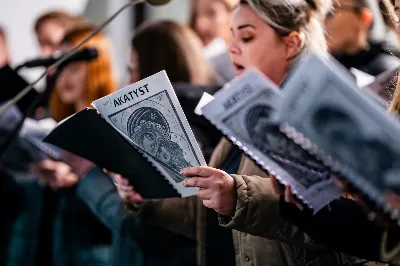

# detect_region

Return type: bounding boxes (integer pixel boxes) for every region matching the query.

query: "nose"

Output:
[41,46,54,58]
[195,16,211,34]
[228,39,240,55]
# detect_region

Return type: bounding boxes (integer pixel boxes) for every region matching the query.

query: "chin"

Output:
[59,95,76,105]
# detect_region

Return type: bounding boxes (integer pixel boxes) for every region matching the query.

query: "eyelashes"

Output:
[242,36,254,43]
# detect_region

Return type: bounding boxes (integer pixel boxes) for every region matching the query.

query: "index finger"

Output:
[183,177,211,189]
[180,166,217,178]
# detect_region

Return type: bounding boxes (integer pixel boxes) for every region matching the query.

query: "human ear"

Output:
[360,7,373,30]
[282,31,303,60]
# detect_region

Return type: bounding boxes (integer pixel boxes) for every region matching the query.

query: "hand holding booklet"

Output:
[200,69,341,212]
[45,71,206,198]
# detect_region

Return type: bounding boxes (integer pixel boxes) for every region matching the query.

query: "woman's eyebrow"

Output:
[237,24,256,30]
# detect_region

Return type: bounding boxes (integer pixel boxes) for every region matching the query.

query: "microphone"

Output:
[16,48,98,70]
[147,0,171,5]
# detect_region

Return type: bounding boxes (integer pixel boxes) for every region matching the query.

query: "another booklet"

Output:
[45,71,205,198]
[201,69,341,212]
[279,54,400,221]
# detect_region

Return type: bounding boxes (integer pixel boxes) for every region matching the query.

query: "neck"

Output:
[74,99,87,112]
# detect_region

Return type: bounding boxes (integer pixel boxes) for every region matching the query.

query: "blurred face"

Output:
[128,49,140,84]
[37,20,66,58]
[325,0,371,55]
[394,0,400,33]
[56,44,88,105]
[229,4,289,85]
[0,35,8,67]
[193,0,232,45]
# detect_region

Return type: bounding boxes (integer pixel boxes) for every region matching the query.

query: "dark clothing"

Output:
[52,189,113,266]
[77,167,197,266]
[0,176,42,266]
[5,182,43,266]
[333,41,399,77]
[205,147,241,266]
[279,197,386,263]
[172,83,222,162]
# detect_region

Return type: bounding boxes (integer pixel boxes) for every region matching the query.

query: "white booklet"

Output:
[201,69,341,212]
[92,71,206,197]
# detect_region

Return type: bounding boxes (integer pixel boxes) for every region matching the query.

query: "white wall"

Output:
[146,0,191,23]
[84,0,133,87]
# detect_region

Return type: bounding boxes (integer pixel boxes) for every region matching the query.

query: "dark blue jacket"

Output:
[77,167,197,266]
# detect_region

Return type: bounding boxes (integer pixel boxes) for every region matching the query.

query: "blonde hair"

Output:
[381,0,400,113]
[50,25,117,121]
[240,0,332,66]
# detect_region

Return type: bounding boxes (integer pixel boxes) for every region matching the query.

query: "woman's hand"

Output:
[270,175,304,211]
[31,159,79,190]
[112,174,144,204]
[181,166,237,216]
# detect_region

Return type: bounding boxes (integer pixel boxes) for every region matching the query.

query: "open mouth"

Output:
[233,63,245,75]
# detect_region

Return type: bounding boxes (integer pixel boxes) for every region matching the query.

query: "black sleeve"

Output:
[280,197,384,262]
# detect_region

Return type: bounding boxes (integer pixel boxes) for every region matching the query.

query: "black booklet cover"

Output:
[44,108,180,199]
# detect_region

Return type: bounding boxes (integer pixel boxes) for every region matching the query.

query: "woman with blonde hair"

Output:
[32,24,117,266]
[250,1,400,264]
[116,0,373,265]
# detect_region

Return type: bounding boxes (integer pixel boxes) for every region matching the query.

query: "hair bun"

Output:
[307,0,332,18]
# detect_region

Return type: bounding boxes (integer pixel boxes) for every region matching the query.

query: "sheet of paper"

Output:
[0,103,63,160]
[92,71,205,197]
[280,54,400,220]
[350,67,375,88]
[194,92,215,116]
[202,69,341,212]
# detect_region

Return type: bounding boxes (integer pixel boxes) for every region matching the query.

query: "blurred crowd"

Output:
[2,0,400,266]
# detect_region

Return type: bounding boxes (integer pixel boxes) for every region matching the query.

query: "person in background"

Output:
[34,10,83,58]
[31,19,225,266]
[129,20,222,161]
[0,12,85,266]
[33,10,85,119]
[31,24,116,266]
[190,0,238,83]
[0,26,10,67]
[326,0,399,76]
